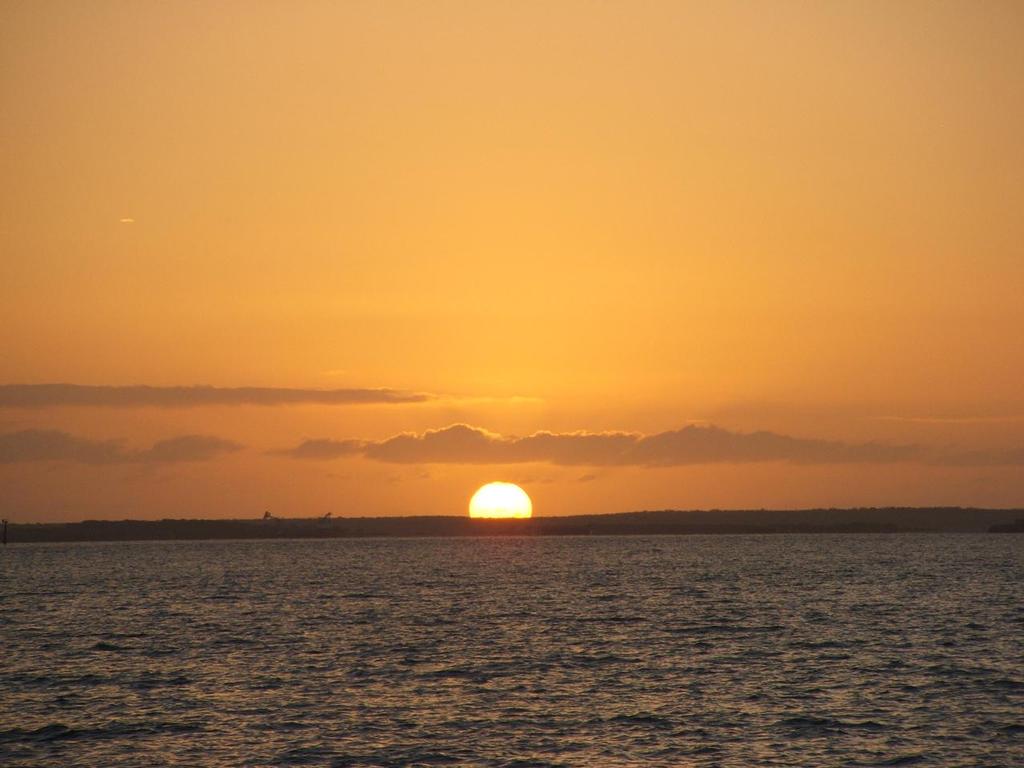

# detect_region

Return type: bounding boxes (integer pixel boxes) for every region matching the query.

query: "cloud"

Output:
[0,384,432,409]
[927,446,1024,467]
[0,430,126,464]
[625,426,919,465]
[280,423,930,466]
[364,424,508,463]
[274,438,364,460]
[136,435,244,463]
[0,430,242,464]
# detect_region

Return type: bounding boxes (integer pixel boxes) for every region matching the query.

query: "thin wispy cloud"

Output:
[0,430,242,464]
[871,415,1024,424]
[0,384,433,408]
[927,447,1024,467]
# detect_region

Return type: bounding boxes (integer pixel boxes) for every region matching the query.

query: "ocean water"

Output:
[1,535,1022,767]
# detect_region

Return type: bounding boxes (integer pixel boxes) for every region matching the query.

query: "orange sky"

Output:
[2,1,1023,521]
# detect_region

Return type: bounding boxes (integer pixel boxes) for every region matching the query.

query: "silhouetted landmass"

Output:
[989,517,1024,533]
[5,508,1024,543]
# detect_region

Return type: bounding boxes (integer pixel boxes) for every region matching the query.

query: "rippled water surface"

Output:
[1,535,1022,766]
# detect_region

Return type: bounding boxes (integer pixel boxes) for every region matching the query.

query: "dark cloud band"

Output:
[280,423,929,466]
[0,384,431,408]
[7,423,1017,469]
[280,423,1024,467]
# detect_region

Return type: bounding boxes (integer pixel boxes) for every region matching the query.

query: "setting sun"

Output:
[468,482,533,519]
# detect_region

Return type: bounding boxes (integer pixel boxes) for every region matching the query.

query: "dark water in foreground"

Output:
[1,535,1022,767]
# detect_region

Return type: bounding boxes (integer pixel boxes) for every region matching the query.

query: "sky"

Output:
[2,1,1023,521]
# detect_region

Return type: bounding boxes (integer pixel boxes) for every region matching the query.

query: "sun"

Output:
[469,482,533,519]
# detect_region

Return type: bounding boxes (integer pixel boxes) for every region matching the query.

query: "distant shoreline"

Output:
[4,508,1023,543]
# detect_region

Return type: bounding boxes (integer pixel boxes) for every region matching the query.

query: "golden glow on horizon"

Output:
[2,2,1024,521]
[469,482,533,519]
